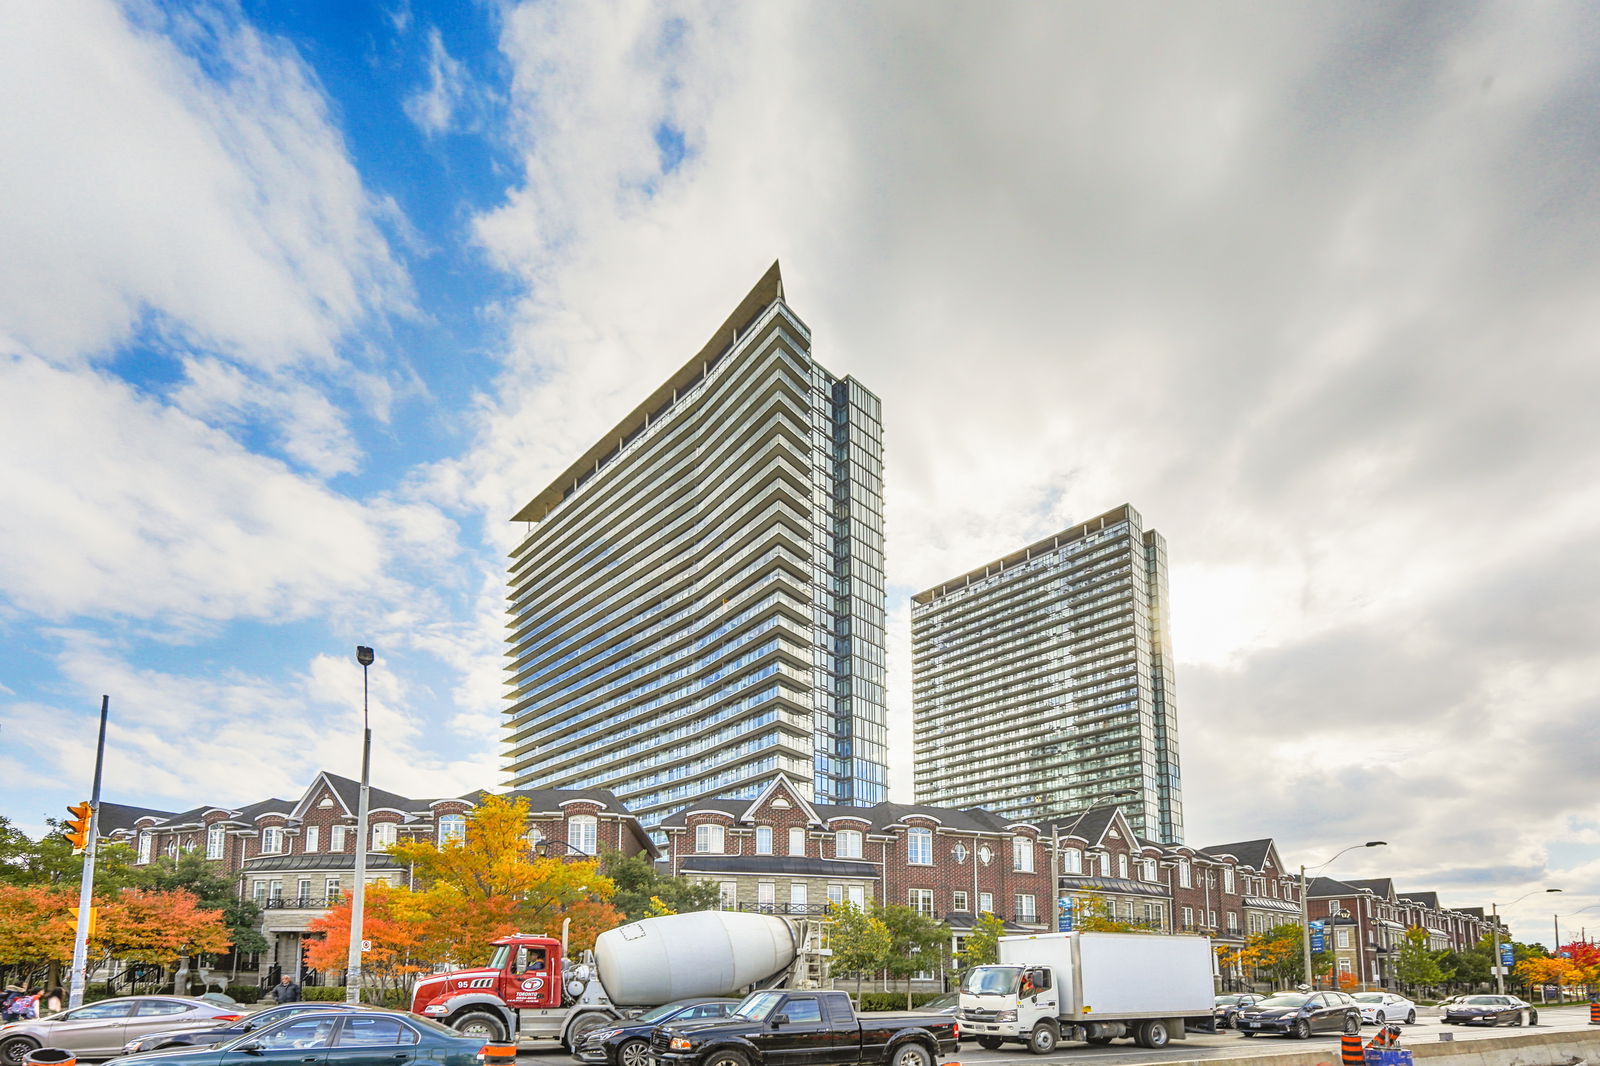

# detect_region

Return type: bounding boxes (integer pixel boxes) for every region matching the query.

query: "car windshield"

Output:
[733,992,786,1022]
[1256,994,1308,1008]
[637,1002,692,1023]
[1462,996,1506,1006]
[921,994,956,1009]
[960,967,1021,996]
[1353,993,1385,1003]
[1216,995,1245,1005]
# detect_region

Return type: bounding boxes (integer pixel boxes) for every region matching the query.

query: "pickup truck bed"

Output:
[650,990,956,1066]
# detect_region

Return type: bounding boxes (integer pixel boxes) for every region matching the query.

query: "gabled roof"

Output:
[1200,839,1278,870]
[1050,804,1133,849]
[1399,890,1441,909]
[1307,875,1361,898]
[1344,878,1397,901]
[232,798,295,823]
[656,781,1017,836]
[97,802,177,834]
[739,775,824,827]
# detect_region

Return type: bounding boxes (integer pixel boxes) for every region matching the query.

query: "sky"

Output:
[2,0,1597,946]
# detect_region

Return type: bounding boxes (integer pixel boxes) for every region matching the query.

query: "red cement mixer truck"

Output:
[409,910,824,1048]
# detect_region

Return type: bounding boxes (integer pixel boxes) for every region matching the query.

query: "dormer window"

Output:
[836,830,862,859]
[137,831,153,865]
[439,814,466,845]
[907,828,932,865]
[567,815,597,855]
[206,823,225,860]
[261,826,284,854]
[755,826,773,854]
[696,823,725,854]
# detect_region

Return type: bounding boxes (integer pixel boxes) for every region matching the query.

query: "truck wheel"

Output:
[1135,1020,1171,1049]
[617,1038,651,1066]
[451,1011,508,1041]
[1028,1022,1059,1054]
[703,1050,750,1066]
[977,1037,1005,1051]
[892,1043,933,1066]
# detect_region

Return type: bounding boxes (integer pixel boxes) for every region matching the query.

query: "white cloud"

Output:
[404,26,468,137]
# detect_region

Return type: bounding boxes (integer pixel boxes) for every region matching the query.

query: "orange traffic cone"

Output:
[1341,1034,1365,1066]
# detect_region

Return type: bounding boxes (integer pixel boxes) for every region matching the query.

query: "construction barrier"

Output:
[477,1044,517,1066]
[1368,1024,1402,1049]
[1364,1050,1413,1066]
[1341,1033,1366,1066]
[1590,1002,1599,1025]
[22,1051,76,1066]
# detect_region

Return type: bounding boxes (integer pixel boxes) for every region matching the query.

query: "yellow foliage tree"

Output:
[1515,955,1584,991]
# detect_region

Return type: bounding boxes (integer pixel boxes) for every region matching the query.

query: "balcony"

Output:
[261,896,343,910]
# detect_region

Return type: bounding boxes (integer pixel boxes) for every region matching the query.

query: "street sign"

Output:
[1499,945,1515,966]
[360,939,372,953]
[1058,898,1074,932]
[1311,933,1326,953]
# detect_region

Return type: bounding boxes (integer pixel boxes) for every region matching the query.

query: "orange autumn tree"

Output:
[0,884,78,978]
[309,795,624,998]
[95,887,232,967]
[1515,955,1584,993]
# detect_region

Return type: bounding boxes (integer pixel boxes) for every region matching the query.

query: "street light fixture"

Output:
[346,646,375,1005]
[1299,841,1387,990]
[1492,888,1560,995]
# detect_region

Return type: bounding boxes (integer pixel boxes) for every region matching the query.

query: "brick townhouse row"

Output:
[94,770,1500,991]
[95,770,654,985]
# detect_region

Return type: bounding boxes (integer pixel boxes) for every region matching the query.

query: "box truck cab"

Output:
[958,931,1215,1054]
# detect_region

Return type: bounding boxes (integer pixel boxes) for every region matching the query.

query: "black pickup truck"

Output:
[650,989,957,1066]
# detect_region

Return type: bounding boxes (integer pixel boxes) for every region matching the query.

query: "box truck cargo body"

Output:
[958,931,1215,1053]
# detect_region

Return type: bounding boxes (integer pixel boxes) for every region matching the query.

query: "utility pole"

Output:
[68,696,110,1009]
[346,647,374,1004]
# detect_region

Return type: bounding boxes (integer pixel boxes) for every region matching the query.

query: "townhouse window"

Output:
[1337,929,1351,948]
[836,830,862,858]
[952,890,969,912]
[1014,894,1037,922]
[1117,854,1129,879]
[907,827,933,865]
[1209,909,1218,927]
[755,826,773,854]
[789,827,806,856]
[253,880,268,904]
[568,815,597,855]
[137,832,153,865]
[325,877,342,900]
[1061,848,1082,874]
[331,825,348,851]
[261,827,284,854]
[979,892,994,914]
[371,822,397,851]
[720,881,738,908]
[1012,837,1034,873]
[1177,860,1192,888]
[269,879,283,901]
[909,889,934,916]
[757,881,776,910]
[439,814,466,845]
[1099,853,1112,878]
[303,825,318,853]
[525,827,544,850]
[1143,859,1158,882]
[1329,901,1341,915]
[1182,906,1194,926]
[296,878,312,903]
[206,823,225,860]
[1226,910,1238,932]
[165,840,179,859]
[697,824,725,854]
[1222,868,1235,894]
[790,883,808,907]
[847,885,866,907]
[827,884,844,906]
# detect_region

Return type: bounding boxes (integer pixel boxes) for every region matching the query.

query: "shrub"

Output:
[857,991,948,1011]
[301,986,348,1001]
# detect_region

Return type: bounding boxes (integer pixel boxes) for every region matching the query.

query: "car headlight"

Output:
[588,1030,619,1042]
[995,1010,1016,1022]
[423,1005,447,1015]
[669,1037,693,1051]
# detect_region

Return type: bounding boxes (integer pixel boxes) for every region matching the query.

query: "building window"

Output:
[953,890,969,912]
[303,825,318,853]
[827,884,844,906]
[1142,859,1157,881]
[1013,837,1034,873]
[1337,928,1351,949]
[757,881,775,910]
[979,892,993,914]
[137,832,153,865]
[1226,910,1238,932]
[325,876,342,900]
[331,825,348,851]
[297,878,312,903]
[1099,853,1112,877]
[268,879,283,901]
[697,823,725,854]
[1015,894,1036,922]
[910,889,934,916]
[790,883,808,906]
[836,830,862,858]
[439,814,466,845]
[206,823,225,860]
[568,815,597,855]
[720,881,738,908]
[847,884,866,907]
[1222,868,1235,894]
[166,839,179,859]
[1177,860,1192,888]
[261,826,284,854]
[1182,906,1194,926]
[755,826,773,854]
[371,823,396,851]
[1328,901,1342,915]
[907,827,933,865]
[1118,854,1129,879]
[1061,848,1082,874]
[789,827,806,856]
[253,880,267,904]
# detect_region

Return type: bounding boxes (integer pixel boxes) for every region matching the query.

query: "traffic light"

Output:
[64,802,93,853]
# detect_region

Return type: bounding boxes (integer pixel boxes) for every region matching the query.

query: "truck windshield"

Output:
[487,945,511,971]
[733,992,787,1021]
[961,966,1021,996]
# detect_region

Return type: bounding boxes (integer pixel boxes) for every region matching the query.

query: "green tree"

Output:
[600,850,721,921]
[1071,891,1138,933]
[957,912,1006,969]
[1394,926,1446,993]
[1440,938,1491,991]
[3,818,144,891]
[827,902,892,1003]
[877,904,949,1008]
[134,849,267,958]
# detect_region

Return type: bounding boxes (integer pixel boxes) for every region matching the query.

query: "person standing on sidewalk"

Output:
[271,974,301,1004]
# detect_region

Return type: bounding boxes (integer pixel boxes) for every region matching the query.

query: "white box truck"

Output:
[958,931,1216,1053]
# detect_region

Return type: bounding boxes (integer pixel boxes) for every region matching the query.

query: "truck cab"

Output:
[411,933,616,1043]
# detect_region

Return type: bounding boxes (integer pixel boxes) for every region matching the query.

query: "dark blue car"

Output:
[572,999,740,1066]
[121,1004,373,1055]
[107,1010,485,1066]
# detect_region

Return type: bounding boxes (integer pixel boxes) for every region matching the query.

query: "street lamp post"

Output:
[1300,842,1387,990]
[1554,905,1600,957]
[345,646,375,1005]
[1492,888,1560,995]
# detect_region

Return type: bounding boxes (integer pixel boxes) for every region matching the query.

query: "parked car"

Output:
[121,1002,375,1055]
[916,993,958,1017]
[1351,992,1418,1026]
[573,999,740,1066]
[0,996,244,1066]
[1234,991,1361,1039]
[1213,993,1266,1029]
[1440,995,1537,1026]
[104,1010,486,1066]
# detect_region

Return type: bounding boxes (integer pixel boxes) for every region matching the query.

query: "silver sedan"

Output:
[0,996,244,1066]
